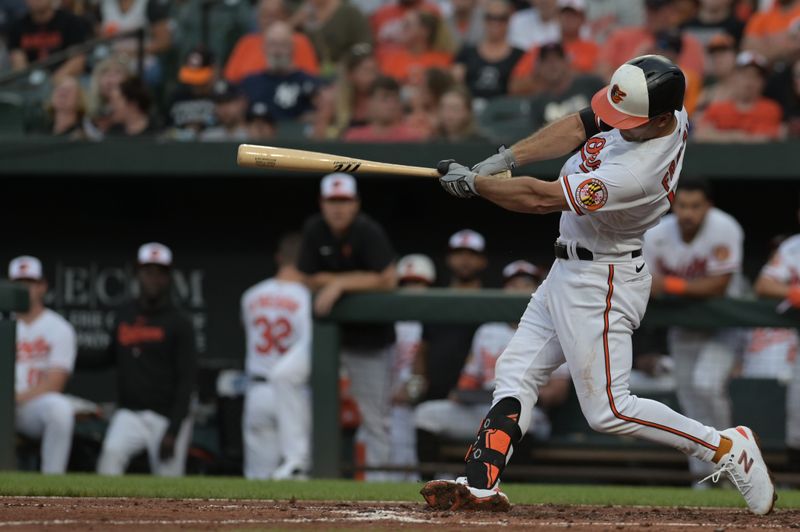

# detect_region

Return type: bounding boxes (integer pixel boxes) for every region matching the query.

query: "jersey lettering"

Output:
[253,316,292,355]
[660,128,689,204]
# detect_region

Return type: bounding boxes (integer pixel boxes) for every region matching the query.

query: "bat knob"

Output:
[437,159,455,176]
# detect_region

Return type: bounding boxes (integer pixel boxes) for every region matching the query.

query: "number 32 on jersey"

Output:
[253,316,292,355]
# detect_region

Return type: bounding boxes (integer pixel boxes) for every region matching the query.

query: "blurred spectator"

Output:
[84,55,132,138]
[93,243,197,477]
[415,261,569,467]
[405,67,454,139]
[170,0,251,75]
[291,0,372,74]
[388,253,436,482]
[165,46,217,138]
[199,80,248,141]
[297,173,397,480]
[245,101,277,140]
[650,28,703,114]
[0,0,27,36]
[695,51,783,142]
[599,0,705,79]
[433,85,489,141]
[240,233,311,480]
[511,42,604,123]
[740,328,798,382]
[775,58,800,137]
[44,75,87,139]
[97,0,171,58]
[239,22,324,123]
[510,0,600,85]
[326,43,380,137]
[696,32,738,111]
[683,0,745,46]
[7,0,91,80]
[584,0,645,42]
[343,76,427,141]
[742,0,800,63]
[106,76,158,136]
[371,0,440,52]
[452,0,524,99]
[11,255,77,474]
[410,230,487,405]
[643,179,744,482]
[223,0,319,84]
[508,0,560,50]
[378,10,453,85]
[753,226,800,470]
[443,0,484,48]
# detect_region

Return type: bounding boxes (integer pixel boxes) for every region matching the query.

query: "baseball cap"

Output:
[558,0,585,12]
[591,54,685,130]
[211,80,242,103]
[137,242,173,267]
[654,29,683,55]
[736,50,769,77]
[645,0,672,10]
[321,173,358,200]
[707,32,735,52]
[247,101,275,123]
[502,260,542,281]
[179,46,214,86]
[397,254,436,284]
[448,229,485,253]
[539,42,566,60]
[9,255,43,281]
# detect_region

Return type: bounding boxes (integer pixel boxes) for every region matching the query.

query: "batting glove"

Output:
[438,159,479,199]
[472,145,516,176]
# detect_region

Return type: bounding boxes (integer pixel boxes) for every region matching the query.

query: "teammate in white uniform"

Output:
[388,254,436,481]
[642,181,745,480]
[423,55,775,515]
[10,256,77,474]
[754,232,800,472]
[416,261,570,443]
[241,234,312,480]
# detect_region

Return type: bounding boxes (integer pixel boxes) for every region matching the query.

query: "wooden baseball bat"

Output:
[237,144,441,178]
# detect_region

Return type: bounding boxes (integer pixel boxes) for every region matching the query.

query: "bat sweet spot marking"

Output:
[254,156,277,168]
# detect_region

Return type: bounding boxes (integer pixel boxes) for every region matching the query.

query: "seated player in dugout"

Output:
[415,260,570,473]
[79,243,197,477]
[422,55,775,515]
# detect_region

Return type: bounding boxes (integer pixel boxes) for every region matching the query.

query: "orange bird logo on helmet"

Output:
[610,84,627,104]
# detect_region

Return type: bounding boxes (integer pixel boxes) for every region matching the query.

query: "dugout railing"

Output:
[312,291,800,481]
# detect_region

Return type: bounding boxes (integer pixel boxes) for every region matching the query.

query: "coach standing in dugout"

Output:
[86,243,197,476]
[298,173,397,479]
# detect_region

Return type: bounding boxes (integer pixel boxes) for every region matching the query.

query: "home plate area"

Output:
[2,497,799,531]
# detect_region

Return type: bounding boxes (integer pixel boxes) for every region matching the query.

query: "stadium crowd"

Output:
[3,0,800,141]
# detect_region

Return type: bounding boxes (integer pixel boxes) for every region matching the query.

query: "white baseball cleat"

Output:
[420,476,511,512]
[699,426,777,515]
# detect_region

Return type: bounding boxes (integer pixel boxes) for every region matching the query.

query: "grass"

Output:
[0,473,798,509]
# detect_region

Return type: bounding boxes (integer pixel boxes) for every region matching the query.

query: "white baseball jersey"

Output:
[741,328,797,382]
[761,234,800,286]
[393,321,422,384]
[241,279,311,381]
[559,109,690,254]
[16,309,77,393]
[643,207,744,293]
[459,323,516,390]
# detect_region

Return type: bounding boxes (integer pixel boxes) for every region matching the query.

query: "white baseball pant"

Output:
[97,409,193,476]
[243,380,310,479]
[15,392,74,474]
[788,354,800,449]
[387,404,419,481]
[493,259,722,463]
[415,400,553,441]
[341,346,393,480]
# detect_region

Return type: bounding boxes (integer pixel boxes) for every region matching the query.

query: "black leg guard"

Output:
[465,398,523,489]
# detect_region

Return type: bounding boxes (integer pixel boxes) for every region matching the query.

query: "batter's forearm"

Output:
[475,175,568,214]
[510,113,586,166]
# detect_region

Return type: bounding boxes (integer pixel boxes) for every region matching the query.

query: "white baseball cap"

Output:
[321,173,358,200]
[137,242,173,267]
[591,55,685,130]
[9,255,43,281]
[448,229,485,253]
[502,260,542,281]
[558,0,586,12]
[397,254,436,284]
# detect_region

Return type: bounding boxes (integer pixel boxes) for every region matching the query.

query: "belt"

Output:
[554,242,642,261]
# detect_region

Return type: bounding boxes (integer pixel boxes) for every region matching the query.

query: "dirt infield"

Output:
[1,497,798,531]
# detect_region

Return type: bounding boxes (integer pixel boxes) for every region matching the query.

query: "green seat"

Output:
[0,98,25,136]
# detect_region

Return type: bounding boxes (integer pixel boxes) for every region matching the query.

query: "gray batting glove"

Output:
[437,159,479,199]
[472,145,516,176]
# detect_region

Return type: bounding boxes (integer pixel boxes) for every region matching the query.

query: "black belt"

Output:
[554,242,641,261]
[251,375,268,383]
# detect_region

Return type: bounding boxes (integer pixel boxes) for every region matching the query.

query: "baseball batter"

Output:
[642,182,744,479]
[754,233,800,470]
[241,234,311,480]
[422,55,775,515]
[11,256,77,474]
